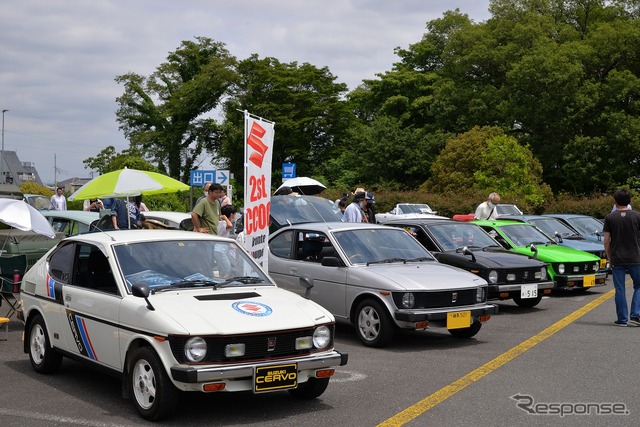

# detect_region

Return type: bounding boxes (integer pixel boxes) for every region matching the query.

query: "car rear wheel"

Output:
[513,293,543,308]
[129,347,179,421]
[448,321,482,339]
[355,299,395,347]
[288,377,330,399]
[29,314,63,374]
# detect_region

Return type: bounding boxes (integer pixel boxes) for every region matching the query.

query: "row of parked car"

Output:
[13,196,608,420]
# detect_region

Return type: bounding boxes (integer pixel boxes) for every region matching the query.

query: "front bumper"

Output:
[554,272,607,289]
[394,303,498,323]
[171,350,348,384]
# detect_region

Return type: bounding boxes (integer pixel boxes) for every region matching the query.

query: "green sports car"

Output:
[472,220,607,290]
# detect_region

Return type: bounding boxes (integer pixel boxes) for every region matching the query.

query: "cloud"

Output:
[1,0,490,184]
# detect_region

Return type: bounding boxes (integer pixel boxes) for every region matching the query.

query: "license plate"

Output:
[254,363,297,393]
[520,284,538,299]
[599,259,607,269]
[584,275,596,287]
[447,311,471,329]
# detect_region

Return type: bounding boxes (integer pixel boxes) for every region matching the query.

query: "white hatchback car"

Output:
[20,230,347,420]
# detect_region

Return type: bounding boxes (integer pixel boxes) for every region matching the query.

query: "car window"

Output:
[530,218,576,238]
[333,228,435,264]
[48,243,75,283]
[295,231,335,263]
[72,244,119,295]
[270,230,294,259]
[51,217,70,234]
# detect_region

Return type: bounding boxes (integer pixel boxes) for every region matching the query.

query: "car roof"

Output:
[143,211,191,221]
[472,219,533,226]
[40,210,100,222]
[67,229,233,246]
[271,221,392,234]
[543,213,591,219]
[385,218,458,225]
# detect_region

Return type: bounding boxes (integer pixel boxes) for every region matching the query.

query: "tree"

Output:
[219,55,352,191]
[114,37,237,181]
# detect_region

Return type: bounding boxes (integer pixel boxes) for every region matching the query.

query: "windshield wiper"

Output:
[404,256,433,262]
[155,279,221,292]
[367,257,407,266]
[216,276,267,287]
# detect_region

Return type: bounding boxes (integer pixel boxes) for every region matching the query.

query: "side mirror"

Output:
[299,276,313,300]
[462,246,477,262]
[132,283,155,310]
[554,231,563,243]
[321,257,342,267]
[529,244,539,259]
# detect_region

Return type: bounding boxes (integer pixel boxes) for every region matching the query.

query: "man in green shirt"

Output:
[191,183,224,234]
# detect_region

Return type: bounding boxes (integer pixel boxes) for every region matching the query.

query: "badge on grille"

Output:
[268,337,277,351]
[452,292,458,303]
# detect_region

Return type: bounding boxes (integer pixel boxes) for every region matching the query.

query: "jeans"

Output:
[611,264,640,323]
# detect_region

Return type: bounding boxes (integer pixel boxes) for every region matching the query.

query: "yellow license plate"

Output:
[584,275,596,287]
[447,311,471,329]
[600,259,607,269]
[254,363,297,393]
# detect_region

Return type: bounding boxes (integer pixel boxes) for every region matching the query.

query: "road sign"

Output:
[282,163,296,179]
[190,169,231,186]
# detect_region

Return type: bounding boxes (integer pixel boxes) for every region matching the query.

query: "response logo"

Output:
[232,301,273,317]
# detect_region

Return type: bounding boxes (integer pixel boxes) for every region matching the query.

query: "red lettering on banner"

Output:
[249,175,268,202]
[245,202,271,235]
[247,121,268,167]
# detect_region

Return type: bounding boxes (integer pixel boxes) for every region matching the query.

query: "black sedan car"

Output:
[385,218,554,307]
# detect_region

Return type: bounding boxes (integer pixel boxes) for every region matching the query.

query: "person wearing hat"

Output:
[335,191,349,208]
[344,191,367,222]
[364,192,377,224]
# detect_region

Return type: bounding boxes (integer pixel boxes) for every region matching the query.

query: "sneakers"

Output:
[614,321,627,327]
[629,317,640,326]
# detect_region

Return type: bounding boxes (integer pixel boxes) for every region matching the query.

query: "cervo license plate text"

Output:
[254,363,297,392]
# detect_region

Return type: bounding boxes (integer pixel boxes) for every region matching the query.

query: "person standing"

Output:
[191,183,224,235]
[219,187,231,207]
[474,192,501,220]
[603,188,640,326]
[344,191,366,222]
[50,187,67,210]
[111,197,141,230]
[195,182,212,207]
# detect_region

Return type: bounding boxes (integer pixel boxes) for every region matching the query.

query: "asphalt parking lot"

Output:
[1,276,638,426]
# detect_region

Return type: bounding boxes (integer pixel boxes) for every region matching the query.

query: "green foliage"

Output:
[19,182,53,197]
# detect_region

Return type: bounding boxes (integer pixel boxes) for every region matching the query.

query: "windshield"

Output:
[500,224,554,247]
[113,239,271,291]
[270,195,343,228]
[398,204,434,214]
[333,228,435,264]
[427,222,499,251]
[496,205,523,215]
[565,216,604,236]
[529,218,577,238]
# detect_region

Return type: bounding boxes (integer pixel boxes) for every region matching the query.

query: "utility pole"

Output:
[1,109,8,184]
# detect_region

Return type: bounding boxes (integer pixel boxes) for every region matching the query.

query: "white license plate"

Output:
[520,284,538,299]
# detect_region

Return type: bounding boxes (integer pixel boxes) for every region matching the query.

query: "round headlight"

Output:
[558,263,565,274]
[313,326,331,349]
[540,267,547,280]
[402,292,415,308]
[593,262,598,272]
[488,270,498,284]
[185,337,207,362]
[476,287,486,303]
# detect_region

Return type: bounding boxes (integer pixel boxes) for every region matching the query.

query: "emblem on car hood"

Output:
[232,301,273,317]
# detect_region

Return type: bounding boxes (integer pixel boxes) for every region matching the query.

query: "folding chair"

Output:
[0,254,27,320]
[0,316,9,340]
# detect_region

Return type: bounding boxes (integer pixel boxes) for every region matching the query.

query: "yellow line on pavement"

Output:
[377,289,615,427]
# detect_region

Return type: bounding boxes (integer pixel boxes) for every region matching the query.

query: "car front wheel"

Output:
[288,377,330,399]
[355,299,395,347]
[513,293,543,308]
[129,347,179,421]
[29,314,63,374]
[448,321,482,339]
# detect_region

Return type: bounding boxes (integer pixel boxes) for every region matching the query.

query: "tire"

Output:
[355,299,395,347]
[288,377,330,399]
[448,321,482,339]
[28,314,63,374]
[129,347,179,421]
[513,293,543,308]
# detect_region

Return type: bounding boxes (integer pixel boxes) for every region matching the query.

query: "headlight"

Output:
[225,343,246,357]
[185,337,207,362]
[313,326,331,349]
[593,262,598,272]
[476,287,486,303]
[540,267,547,280]
[402,292,415,308]
[488,270,498,284]
[506,273,516,281]
[558,263,565,274]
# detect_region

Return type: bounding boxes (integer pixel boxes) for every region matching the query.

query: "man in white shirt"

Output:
[50,187,67,210]
[474,192,500,220]
[344,191,366,222]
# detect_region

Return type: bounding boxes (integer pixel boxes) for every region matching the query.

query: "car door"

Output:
[61,243,123,370]
[269,229,349,321]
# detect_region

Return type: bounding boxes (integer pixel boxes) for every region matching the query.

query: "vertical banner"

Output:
[243,111,275,269]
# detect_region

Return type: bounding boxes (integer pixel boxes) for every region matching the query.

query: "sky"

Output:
[1,0,491,185]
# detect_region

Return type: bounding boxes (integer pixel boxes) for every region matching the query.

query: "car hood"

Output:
[556,238,604,253]
[439,249,547,269]
[136,286,333,335]
[513,244,600,262]
[350,262,487,291]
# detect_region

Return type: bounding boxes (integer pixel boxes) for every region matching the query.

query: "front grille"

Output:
[551,262,597,275]
[393,289,477,309]
[169,325,334,364]
[499,267,545,284]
